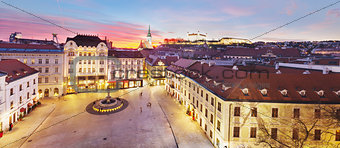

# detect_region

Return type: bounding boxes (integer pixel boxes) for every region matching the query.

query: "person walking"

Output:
[140,107,142,113]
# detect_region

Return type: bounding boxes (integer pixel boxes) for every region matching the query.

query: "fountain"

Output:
[86,87,128,115]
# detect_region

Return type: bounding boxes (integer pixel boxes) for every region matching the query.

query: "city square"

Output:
[0,86,212,148]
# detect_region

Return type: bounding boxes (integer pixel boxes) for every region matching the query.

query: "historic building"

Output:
[0,43,64,98]
[108,49,145,89]
[0,59,39,132]
[165,60,340,148]
[145,55,179,86]
[63,35,109,93]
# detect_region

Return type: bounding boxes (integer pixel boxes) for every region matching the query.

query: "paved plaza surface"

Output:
[0,86,212,148]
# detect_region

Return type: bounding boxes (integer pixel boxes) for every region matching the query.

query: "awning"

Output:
[27,103,33,107]
[20,107,26,112]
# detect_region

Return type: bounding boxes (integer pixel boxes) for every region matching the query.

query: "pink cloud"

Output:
[0,8,162,48]
[221,6,254,17]
[285,0,298,15]
[327,8,340,17]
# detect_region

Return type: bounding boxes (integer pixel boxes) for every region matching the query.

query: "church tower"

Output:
[146,25,152,48]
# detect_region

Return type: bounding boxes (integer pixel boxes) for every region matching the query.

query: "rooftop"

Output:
[0,59,39,83]
[66,35,106,47]
[0,43,62,53]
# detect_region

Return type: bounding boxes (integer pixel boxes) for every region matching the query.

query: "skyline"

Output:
[1,0,340,48]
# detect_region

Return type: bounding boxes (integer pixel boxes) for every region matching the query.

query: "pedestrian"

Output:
[140,92,143,96]
[140,107,142,113]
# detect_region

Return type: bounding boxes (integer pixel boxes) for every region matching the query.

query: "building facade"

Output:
[0,59,39,132]
[166,60,340,148]
[108,50,145,89]
[0,43,64,98]
[63,35,109,93]
[145,56,179,86]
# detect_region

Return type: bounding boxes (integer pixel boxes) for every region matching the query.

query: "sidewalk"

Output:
[0,100,56,148]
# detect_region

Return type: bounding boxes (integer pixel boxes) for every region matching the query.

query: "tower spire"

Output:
[147,25,152,37]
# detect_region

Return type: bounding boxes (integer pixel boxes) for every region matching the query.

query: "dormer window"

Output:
[222,85,230,91]
[334,90,340,97]
[206,77,211,82]
[242,88,249,96]
[213,81,220,86]
[260,88,268,96]
[280,89,288,97]
[316,90,325,97]
[298,90,306,97]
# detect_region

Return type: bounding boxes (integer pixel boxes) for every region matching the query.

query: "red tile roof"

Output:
[221,48,301,57]
[0,43,59,49]
[169,62,340,104]
[109,50,143,58]
[0,59,38,83]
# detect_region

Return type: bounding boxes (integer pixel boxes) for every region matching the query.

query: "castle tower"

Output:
[146,25,152,48]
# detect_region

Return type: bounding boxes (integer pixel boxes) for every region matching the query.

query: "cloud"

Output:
[327,8,340,17]
[221,6,254,17]
[0,8,161,48]
[285,0,298,15]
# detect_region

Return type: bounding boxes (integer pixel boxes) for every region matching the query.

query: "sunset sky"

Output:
[1,0,340,48]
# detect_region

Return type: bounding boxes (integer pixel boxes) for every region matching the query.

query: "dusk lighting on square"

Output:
[0,0,340,148]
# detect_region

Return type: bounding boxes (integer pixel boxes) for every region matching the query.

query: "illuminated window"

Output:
[250,127,257,138]
[251,107,257,117]
[272,108,278,118]
[336,130,340,141]
[294,108,300,119]
[217,120,221,131]
[271,128,277,139]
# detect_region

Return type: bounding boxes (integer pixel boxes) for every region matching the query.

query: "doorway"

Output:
[44,89,49,97]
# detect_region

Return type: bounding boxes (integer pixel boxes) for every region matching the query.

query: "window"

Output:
[88,68,91,73]
[251,108,257,117]
[271,128,277,139]
[38,78,42,83]
[294,108,300,119]
[55,77,58,83]
[201,90,203,97]
[92,68,95,73]
[217,120,221,131]
[210,114,214,124]
[79,68,82,73]
[314,129,321,140]
[88,60,91,64]
[69,60,74,65]
[79,60,82,64]
[33,79,36,84]
[205,124,207,131]
[250,127,257,138]
[88,53,91,56]
[210,97,215,106]
[200,104,202,112]
[100,60,104,64]
[69,68,73,73]
[206,94,208,101]
[20,96,22,104]
[84,53,87,56]
[217,102,221,112]
[45,68,49,73]
[55,67,58,73]
[272,108,278,118]
[79,52,82,56]
[93,60,95,64]
[20,84,23,91]
[234,107,240,116]
[38,68,42,73]
[100,68,104,73]
[336,109,340,119]
[23,59,27,64]
[55,59,58,64]
[205,109,208,118]
[31,59,35,64]
[315,109,321,119]
[336,130,340,141]
[10,88,13,96]
[33,89,36,95]
[45,59,49,64]
[27,82,30,87]
[10,101,14,109]
[38,59,42,64]
[68,52,74,56]
[233,127,240,137]
[189,82,191,88]
[210,130,213,138]
[27,92,30,99]
[45,77,48,83]
[293,128,299,140]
